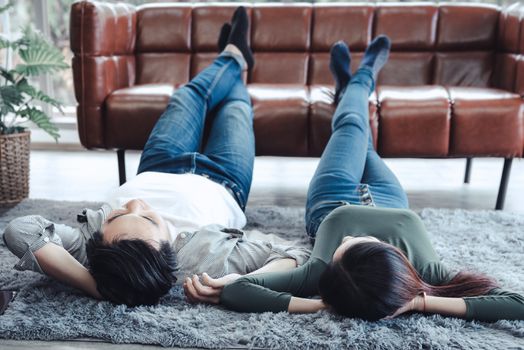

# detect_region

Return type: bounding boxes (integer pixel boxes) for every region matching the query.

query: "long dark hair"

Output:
[86,231,178,307]
[318,241,498,321]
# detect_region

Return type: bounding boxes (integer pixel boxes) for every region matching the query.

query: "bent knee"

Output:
[332,111,367,131]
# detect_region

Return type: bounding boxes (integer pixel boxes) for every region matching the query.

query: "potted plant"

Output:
[0,2,68,205]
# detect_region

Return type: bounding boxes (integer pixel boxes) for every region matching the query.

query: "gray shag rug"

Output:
[0,200,523,350]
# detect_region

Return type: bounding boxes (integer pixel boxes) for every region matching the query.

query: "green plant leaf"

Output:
[0,122,26,135]
[15,46,69,76]
[1,24,65,139]
[0,1,13,15]
[17,78,64,113]
[14,27,69,76]
[0,67,16,83]
[10,37,29,50]
[18,106,60,141]
[0,35,11,50]
[0,85,24,116]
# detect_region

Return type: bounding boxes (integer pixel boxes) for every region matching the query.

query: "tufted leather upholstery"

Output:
[71,1,524,159]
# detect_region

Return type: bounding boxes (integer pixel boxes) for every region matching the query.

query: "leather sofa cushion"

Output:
[309,53,364,85]
[248,84,309,156]
[72,56,136,106]
[493,53,519,91]
[377,86,450,157]
[378,53,434,86]
[437,5,498,50]
[498,3,522,54]
[309,85,378,157]
[77,105,104,148]
[105,84,175,149]
[191,53,215,78]
[136,5,192,52]
[70,1,136,56]
[104,84,524,158]
[136,53,190,85]
[251,53,309,84]
[435,52,493,87]
[311,5,373,51]
[105,83,309,155]
[251,5,312,51]
[374,5,438,50]
[448,87,523,157]
[310,52,434,87]
[516,56,524,96]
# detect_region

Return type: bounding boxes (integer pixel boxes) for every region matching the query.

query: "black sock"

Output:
[329,41,351,104]
[227,6,254,69]
[217,23,231,53]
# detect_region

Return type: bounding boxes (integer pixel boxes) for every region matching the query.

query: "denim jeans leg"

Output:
[137,53,245,174]
[358,124,409,209]
[200,80,255,209]
[305,68,375,236]
[362,143,409,209]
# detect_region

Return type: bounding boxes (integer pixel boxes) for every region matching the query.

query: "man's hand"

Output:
[183,273,241,304]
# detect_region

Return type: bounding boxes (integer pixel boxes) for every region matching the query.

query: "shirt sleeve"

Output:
[464,288,524,322]
[220,257,327,312]
[2,215,87,274]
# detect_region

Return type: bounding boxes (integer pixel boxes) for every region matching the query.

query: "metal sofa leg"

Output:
[464,157,472,184]
[495,158,513,210]
[117,149,126,185]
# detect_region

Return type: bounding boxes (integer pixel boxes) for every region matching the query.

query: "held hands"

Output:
[384,293,426,320]
[183,272,241,304]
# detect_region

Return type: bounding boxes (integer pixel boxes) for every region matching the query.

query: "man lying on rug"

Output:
[185,36,524,322]
[2,7,309,307]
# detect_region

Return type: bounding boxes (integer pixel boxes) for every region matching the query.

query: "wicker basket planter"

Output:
[0,132,30,206]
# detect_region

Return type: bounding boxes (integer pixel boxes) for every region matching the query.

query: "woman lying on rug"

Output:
[2,8,309,307]
[185,36,524,322]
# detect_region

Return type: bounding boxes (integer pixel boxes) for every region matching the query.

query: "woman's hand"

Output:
[183,273,241,304]
[384,293,425,319]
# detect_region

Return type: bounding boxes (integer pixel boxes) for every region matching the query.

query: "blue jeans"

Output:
[137,52,254,211]
[305,67,409,238]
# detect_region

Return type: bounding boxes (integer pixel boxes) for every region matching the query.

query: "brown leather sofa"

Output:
[70,1,524,210]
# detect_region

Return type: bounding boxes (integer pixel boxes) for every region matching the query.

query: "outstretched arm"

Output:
[391,289,524,322]
[388,294,466,319]
[184,257,298,304]
[185,258,326,313]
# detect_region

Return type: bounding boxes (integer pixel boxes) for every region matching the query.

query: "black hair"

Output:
[318,241,498,321]
[86,231,177,306]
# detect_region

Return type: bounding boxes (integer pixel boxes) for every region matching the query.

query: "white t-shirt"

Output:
[106,172,246,241]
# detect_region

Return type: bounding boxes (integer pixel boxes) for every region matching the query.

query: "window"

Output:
[2,0,76,123]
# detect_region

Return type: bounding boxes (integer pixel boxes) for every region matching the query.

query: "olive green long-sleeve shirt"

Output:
[220,205,524,322]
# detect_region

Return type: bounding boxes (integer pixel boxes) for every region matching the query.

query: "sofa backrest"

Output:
[133,2,500,88]
[494,2,524,95]
[70,1,524,152]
